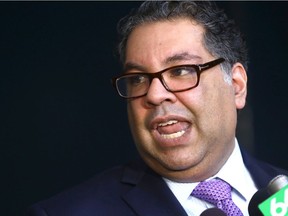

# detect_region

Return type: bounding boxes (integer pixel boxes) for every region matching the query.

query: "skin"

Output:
[124,18,247,183]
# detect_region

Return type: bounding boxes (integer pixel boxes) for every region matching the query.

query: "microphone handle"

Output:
[200,208,226,216]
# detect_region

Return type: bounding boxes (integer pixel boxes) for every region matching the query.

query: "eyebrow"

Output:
[164,52,202,65]
[123,52,202,73]
[123,62,146,73]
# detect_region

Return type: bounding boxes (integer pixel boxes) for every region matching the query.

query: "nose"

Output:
[144,78,177,106]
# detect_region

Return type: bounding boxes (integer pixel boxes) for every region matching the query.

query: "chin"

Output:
[156,154,202,172]
[164,160,197,171]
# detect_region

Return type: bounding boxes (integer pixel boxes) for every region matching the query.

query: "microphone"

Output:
[248,175,288,216]
[200,208,226,216]
[248,187,270,216]
[267,175,288,194]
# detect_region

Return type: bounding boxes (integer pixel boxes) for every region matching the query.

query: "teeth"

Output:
[158,120,178,127]
[161,130,185,139]
[157,120,185,139]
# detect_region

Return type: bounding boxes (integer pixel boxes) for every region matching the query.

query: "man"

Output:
[26,1,288,216]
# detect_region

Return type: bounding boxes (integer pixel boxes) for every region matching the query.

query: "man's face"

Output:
[124,19,247,182]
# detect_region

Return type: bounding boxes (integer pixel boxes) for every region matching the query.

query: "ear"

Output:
[231,63,247,110]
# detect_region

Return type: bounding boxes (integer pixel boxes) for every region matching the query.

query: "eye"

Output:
[169,66,197,77]
[128,74,147,86]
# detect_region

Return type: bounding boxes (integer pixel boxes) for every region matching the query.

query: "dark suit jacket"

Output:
[25,150,288,216]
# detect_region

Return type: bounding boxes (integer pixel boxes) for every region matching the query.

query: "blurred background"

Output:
[0,2,287,215]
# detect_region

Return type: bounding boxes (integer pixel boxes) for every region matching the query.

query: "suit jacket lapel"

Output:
[241,148,287,189]
[121,161,188,216]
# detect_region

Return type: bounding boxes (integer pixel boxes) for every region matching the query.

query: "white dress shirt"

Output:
[163,138,258,216]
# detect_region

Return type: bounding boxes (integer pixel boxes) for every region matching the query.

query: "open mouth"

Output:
[156,120,189,139]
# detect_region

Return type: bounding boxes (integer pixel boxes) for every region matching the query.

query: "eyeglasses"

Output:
[111,58,225,99]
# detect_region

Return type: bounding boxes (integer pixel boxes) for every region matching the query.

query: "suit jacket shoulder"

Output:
[25,161,187,216]
[241,148,288,189]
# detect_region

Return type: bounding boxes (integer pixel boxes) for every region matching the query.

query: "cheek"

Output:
[127,104,140,146]
[127,103,137,129]
[177,80,236,129]
[127,101,146,135]
[198,87,237,137]
[127,102,154,154]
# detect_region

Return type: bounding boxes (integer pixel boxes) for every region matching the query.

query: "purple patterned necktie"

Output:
[191,178,244,216]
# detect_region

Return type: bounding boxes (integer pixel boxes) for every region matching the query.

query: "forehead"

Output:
[125,18,212,68]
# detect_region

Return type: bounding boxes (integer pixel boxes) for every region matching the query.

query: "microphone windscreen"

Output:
[267,175,288,194]
[248,187,269,216]
[200,208,226,216]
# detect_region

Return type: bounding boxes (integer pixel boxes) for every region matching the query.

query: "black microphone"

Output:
[248,175,288,216]
[248,187,270,216]
[200,208,226,216]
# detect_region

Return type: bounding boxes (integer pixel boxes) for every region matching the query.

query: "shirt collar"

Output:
[214,138,256,201]
[163,138,257,203]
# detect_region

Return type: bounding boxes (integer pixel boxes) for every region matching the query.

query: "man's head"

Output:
[117,1,248,77]
[115,1,248,182]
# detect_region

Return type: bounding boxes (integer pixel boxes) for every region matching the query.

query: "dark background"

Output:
[1,2,287,216]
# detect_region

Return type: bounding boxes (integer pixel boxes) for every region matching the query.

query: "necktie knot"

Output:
[192,178,231,205]
[191,178,244,216]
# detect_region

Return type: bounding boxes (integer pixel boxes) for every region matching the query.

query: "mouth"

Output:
[154,119,190,140]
